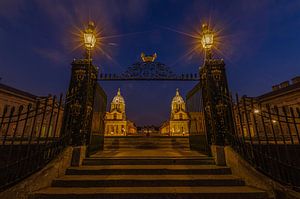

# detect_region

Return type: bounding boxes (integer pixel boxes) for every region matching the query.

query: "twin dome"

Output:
[112,88,184,106]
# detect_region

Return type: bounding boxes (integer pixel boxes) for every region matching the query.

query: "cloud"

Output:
[29,0,151,63]
[33,47,67,64]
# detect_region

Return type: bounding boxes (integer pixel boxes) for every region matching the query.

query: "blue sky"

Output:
[1,0,300,125]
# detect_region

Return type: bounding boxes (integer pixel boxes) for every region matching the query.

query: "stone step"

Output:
[104,145,190,148]
[104,137,189,140]
[104,139,190,142]
[66,165,232,175]
[103,142,190,145]
[103,138,190,150]
[104,142,189,146]
[30,186,267,199]
[51,175,245,187]
[103,144,190,147]
[83,157,215,165]
[104,141,190,145]
[103,141,190,144]
[103,145,190,148]
[103,144,190,146]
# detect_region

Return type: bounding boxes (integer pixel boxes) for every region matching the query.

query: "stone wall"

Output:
[0,147,73,199]
[224,146,300,199]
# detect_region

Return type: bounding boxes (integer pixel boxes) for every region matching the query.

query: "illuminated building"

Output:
[257,76,300,107]
[104,88,137,136]
[160,89,190,136]
[0,83,63,138]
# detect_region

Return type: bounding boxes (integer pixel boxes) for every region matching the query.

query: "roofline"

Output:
[0,83,38,101]
[257,82,300,102]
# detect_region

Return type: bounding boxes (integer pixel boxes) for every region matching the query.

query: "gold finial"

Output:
[176,88,179,95]
[141,52,157,62]
[202,23,208,30]
[117,88,121,95]
[88,21,95,30]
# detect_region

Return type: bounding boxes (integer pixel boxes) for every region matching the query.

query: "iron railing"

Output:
[230,94,300,191]
[0,94,68,190]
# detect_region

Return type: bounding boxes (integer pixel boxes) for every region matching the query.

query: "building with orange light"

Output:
[104,88,137,136]
[160,89,190,136]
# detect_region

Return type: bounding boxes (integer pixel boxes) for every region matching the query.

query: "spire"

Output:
[117,88,121,95]
[176,88,179,96]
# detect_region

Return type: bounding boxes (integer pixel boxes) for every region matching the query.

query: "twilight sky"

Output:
[1,0,300,126]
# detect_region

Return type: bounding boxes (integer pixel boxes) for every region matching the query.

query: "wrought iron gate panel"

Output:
[186,82,211,155]
[87,83,107,156]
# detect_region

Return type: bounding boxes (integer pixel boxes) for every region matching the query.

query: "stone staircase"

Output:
[30,137,267,199]
[103,136,190,150]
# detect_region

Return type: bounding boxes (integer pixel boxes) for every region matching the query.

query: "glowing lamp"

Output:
[84,21,96,50]
[201,23,214,49]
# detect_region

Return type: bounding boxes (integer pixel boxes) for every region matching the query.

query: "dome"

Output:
[172,88,184,104]
[112,88,125,104]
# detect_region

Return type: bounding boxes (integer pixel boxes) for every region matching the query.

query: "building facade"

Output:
[160,89,190,136]
[0,83,63,138]
[233,76,300,141]
[104,88,137,136]
[0,83,37,113]
[257,76,300,107]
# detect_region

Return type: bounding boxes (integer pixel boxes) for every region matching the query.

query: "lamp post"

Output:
[199,22,227,164]
[199,22,234,155]
[200,22,231,155]
[65,21,99,146]
[200,23,217,146]
[82,21,97,145]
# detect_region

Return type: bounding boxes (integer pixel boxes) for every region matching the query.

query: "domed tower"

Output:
[171,89,186,119]
[110,88,126,117]
[160,88,189,136]
[105,88,137,136]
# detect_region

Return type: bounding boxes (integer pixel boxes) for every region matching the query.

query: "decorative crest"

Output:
[141,52,157,62]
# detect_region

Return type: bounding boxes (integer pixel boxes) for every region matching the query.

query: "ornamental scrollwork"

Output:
[120,61,177,79]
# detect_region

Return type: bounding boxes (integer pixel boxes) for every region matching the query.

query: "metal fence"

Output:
[230,94,300,191]
[0,94,67,190]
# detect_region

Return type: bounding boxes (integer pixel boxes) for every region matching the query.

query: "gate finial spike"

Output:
[117,88,121,95]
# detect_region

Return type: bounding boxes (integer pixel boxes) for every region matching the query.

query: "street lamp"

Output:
[83,21,97,62]
[201,23,214,59]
